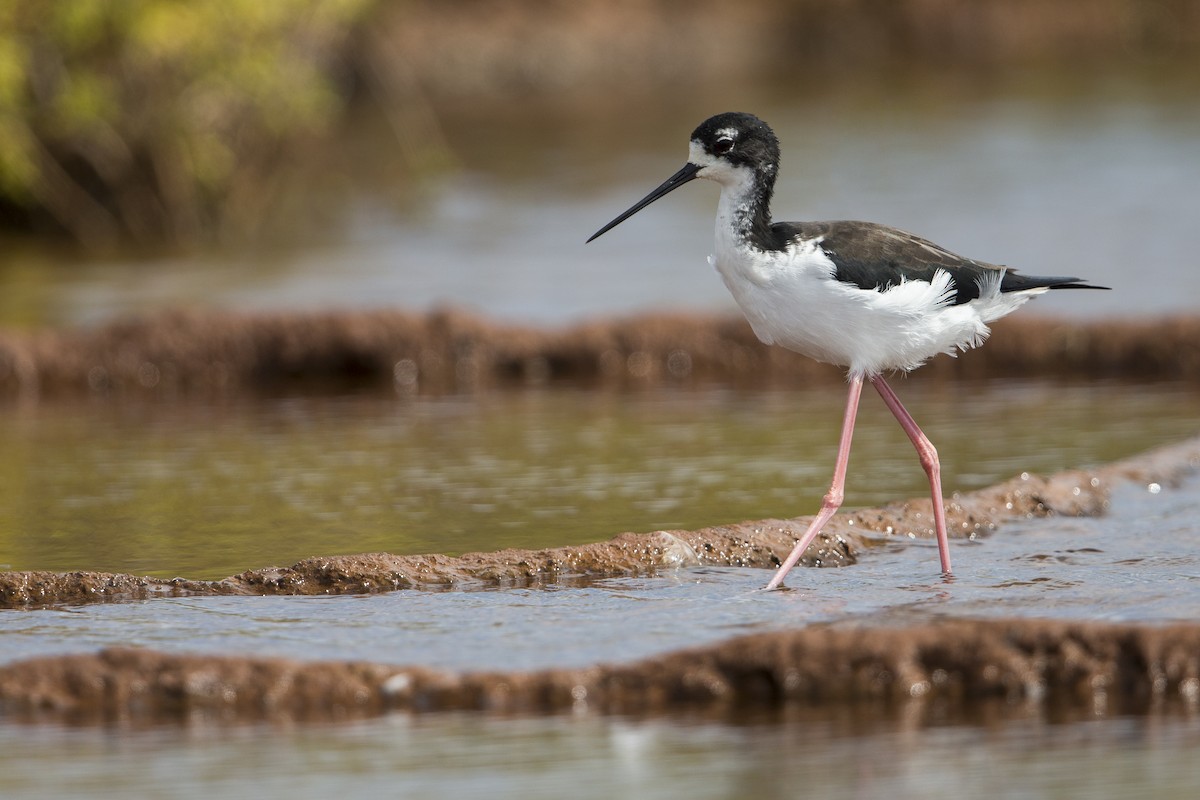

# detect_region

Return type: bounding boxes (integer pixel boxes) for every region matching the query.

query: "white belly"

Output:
[710,241,1036,377]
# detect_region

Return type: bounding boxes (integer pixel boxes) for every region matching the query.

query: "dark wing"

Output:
[775,220,1107,305]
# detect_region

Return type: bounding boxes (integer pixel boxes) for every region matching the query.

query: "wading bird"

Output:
[587,112,1108,590]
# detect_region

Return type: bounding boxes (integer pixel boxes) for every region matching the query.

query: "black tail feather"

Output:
[1001,273,1111,293]
[1047,281,1111,291]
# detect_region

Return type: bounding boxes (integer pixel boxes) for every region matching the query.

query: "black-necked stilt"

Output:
[587,112,1109,590]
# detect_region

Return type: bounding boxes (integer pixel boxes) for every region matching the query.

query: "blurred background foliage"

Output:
[0,0,374,248]
[0,0,1196,251]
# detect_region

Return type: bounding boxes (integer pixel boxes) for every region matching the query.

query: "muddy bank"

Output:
[1,309,1198,399]
[2,618,1199,725]
[2,433,1196,610]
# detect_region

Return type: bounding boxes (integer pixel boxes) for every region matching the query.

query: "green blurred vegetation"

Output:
[0,0,374,248]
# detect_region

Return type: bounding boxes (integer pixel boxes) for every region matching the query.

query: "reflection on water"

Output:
[0,380,1196,580]
[2,694,1200,799]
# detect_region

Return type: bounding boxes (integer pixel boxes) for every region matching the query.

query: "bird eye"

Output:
[713,137,735,155]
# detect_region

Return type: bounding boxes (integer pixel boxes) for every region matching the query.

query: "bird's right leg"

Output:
[765,374,864,590]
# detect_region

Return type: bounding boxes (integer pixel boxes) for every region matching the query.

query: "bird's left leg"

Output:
[869,375,953,575]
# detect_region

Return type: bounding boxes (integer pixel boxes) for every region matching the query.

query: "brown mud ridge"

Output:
[1,309,1198,399]
[2,434,1197,612]
[2,619,1199,725]
[0,437,1197,726]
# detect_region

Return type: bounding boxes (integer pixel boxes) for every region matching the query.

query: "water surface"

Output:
[3,711,1199,800]
[2,381,1196,579]
[2,469,1199,798]
[3,467,1198,670]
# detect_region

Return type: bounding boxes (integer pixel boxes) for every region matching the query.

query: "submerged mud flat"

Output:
[1,309,1198,399]
[0,436,1197,725]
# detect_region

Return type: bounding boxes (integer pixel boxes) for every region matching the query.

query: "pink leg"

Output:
[869,375,953,575]
[765,375,864,590]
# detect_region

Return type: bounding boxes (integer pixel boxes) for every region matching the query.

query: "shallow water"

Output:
[1,380,1197,579]
[3,463,1199,670]
[2,470,1200,797]
[2,382,1197,798]
[2,711,1200,800]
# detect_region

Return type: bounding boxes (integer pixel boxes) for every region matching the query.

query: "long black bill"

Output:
[586,162,701,243]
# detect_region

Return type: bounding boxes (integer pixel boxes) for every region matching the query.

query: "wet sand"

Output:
[1,309,1198,399]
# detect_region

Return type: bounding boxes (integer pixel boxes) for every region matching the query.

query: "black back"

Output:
[773,220,1106,305]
